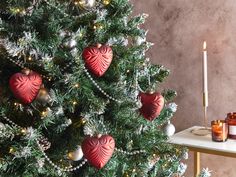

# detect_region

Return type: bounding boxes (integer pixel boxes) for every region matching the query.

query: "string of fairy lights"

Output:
[2,0,145,119]
[0,0,156,174]
[3,0,123,104]
[4,55,148,172]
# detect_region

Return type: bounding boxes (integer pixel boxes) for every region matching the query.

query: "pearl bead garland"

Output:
[37,140,87,172]
[1,115,147,172]
[2,116,21,129]
[5,0,121,104]
[88,120,146,156]
[8,57,27,70]
[1,116,88,172]
[8,55,122,104]
[99,119,108,135]
[61,61,74,72]
[3,1,149,171]
[82,65,122,103]
[7,57,52,81]
[115,148,146,155]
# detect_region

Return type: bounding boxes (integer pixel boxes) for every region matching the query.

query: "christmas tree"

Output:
[0,0,187,176]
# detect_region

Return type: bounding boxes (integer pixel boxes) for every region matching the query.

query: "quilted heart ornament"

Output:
[82,134,115,169]
[82,44,113,77]
[9,69,42,104]
[139,92,164,121]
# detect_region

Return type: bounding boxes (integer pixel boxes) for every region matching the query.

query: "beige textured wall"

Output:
[131,0,236,177]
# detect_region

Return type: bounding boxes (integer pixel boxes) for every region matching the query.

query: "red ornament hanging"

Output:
[139,92,164,121]
[82,44,113,77]
[82,134,115,169]
[9,69,42,104]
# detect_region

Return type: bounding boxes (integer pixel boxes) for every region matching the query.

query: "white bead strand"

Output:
[98,119,108,135]
[115,148,146,155]
[1,116,88,172]
[2,116,22,130]
[8,57,26,70]
[36,140,88,172]
[82,65,122,103]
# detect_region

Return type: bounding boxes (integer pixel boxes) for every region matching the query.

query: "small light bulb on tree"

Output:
[93,23,104,30]
[21,10,26,15]
[27,56,32,61]
[81,118,87,125]
[21,128,27,135]
[41,111,47,118]
[13,102,22,108]
[74,83,80,88]
[102,0,111,5]
[41,107,51,118]
[9,147,15,154]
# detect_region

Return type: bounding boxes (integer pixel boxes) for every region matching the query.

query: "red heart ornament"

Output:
[9,70,42,104]
[82,44,113,77]
[139,92,164,121]
[82,135,115,169]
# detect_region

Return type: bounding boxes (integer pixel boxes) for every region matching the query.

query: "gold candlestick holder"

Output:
[191,92,211,136]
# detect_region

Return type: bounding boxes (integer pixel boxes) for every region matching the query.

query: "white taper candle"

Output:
[203,41,208,107]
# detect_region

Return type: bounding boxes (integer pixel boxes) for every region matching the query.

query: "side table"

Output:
[168,126,236,176]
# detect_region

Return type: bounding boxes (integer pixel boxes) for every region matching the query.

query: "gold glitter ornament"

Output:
[76,0,96,10]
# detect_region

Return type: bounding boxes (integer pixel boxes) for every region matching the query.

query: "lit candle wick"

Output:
[203,41,207,50]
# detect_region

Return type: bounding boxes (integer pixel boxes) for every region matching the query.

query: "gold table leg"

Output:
[194,151,200,177]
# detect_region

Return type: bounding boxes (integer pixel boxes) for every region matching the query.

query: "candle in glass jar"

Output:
[226,112,236,139]
[211,120,228,142]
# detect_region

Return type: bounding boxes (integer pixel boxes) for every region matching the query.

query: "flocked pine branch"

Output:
[198,168,212,177]
[0,0,186,176]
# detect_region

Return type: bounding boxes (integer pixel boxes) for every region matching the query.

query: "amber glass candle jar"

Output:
[226,112,236,139]
[211,120,228,142]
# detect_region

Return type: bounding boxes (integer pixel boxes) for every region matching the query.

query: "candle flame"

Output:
[203,41,207,50]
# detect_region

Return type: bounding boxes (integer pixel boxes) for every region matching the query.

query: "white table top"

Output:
[168,126,236,154]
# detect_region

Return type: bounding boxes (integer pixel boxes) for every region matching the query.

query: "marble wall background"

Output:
[131,0,236,176]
